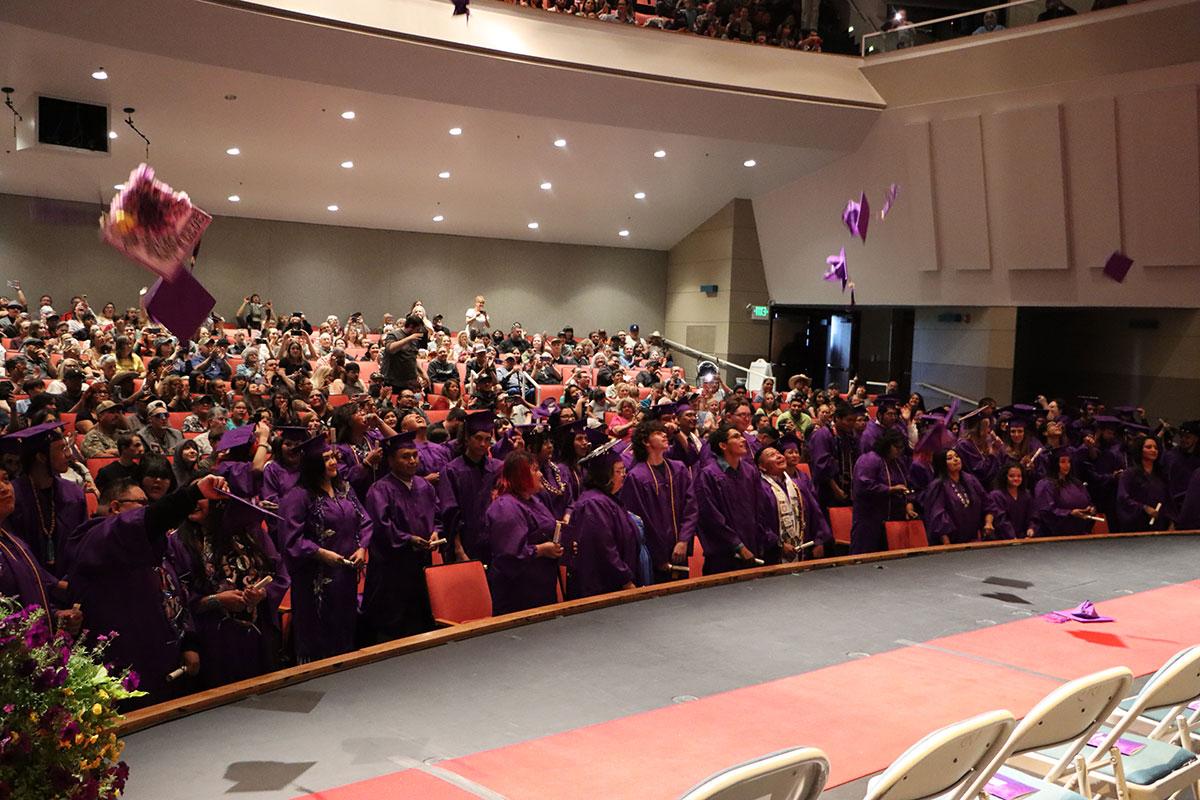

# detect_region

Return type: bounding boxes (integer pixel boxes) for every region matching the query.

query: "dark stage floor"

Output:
[120,536,1200,799]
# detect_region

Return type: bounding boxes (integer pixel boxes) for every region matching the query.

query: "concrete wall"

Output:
[911,307,1017,406]
[0,193,667,335]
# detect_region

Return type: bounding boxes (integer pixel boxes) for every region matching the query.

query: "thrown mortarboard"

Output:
[578,437,623,469]
[824,247,849,291]
[463,412,495,436]
[215,425,257,454]
[842,192,870,243]
[1102,251,1133,283]
[142,268,217,343]
[381,430,420,455]
[880,183,899,220]
[0,420,65,452]
[216,488,283,521]
[451,0,470,15]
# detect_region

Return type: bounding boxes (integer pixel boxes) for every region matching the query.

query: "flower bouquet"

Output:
[0,601,143,800]
[100,163,211,280]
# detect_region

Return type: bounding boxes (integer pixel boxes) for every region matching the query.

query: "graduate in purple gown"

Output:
[529,427,574,521]
[1001,413,1043,477]
[62,475,229,706]
[262,427,307,545]
[984,463,1034,540]
[858,397,909,464]
[438,412,502,564]
[167,496,289,688]
[1033,447,1097,536]
[756,445,831,560]
[808,404,860,509]
[1178,467,1200,530]
[849,429,917,554]
[699,399,761,467]
[1033,419,1075,482]
[666,404,703,471]
[1116,436,1175,532]
[484,451,562,614]
[362,431,440,641]
[954,414,1004,489]
[4,422,88,576]
[694,424,771,574]
[562,443,640,599]
[1161,420,1200,509]
[278,435,372,663]
[212,421,273,536]
[922,448,988,545]
[331,403,394,501]
[399,411,451,484]
[778,435,817,494]
[1080,417,1129,524]
[620,420,698,580]
[552,418,590,501]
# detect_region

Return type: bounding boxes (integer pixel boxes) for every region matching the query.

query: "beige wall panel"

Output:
[1063,96,1123,271]
[903,120,940,272]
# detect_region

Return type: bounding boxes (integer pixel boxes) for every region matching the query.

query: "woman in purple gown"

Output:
[922,449,987,545]
[850,429,916,554]
[1116,436,1175,532]
[168,498,289,688]
[552,418,590,501]
[530,428,574,522]
[984,463,1034,540]
[262,427,307,546]
[1033,447,1097,536]
[484,451,562,614]
[562,445,639,599]
[330,403,394,501]
[278,435,372,663]
[438,412,502,564]
[955,414,1004,489]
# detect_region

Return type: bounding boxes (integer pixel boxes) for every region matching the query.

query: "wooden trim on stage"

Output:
[119,529,1200,734]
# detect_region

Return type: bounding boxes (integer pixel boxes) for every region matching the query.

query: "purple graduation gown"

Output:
[923,475,987,545]
[850,452,909,554]
[9,476,87,576]
[667,431,702,471]
[699,433,761,468]
[985,488,1033,540]
[215,460,265,536]
[1178,468,1200,530]
[166,526,289,688]
[416,440,452,478]
[438,454,501,563]
[562,489,639,599]
[1115,468,1174,532]
[63,508,196,704]
[756,474,831,555]
[1033,478,1094,536]
[537,460,575,521]
[694,457,766,573]
[484,493,559,614]
[363,473,439,639]
[954,438,1001,489]
[335,436,383,502]
[278,485,373,662]
[1082,443,1128,520]
[0,528,57,614]
[619,459,698,575]
[808,426,858,508]
[1162,446,1200,508]
[262,460,300,546]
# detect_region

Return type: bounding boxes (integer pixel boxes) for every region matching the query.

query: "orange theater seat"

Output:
[327,394,352,408]
[885,520,928,550]
[86,457,118,479]
[167,411,190,430]
[537,384,564,404]
[426,409,450,425]
[1092,516,1110,535]
[829,506,853,546]
[688,538,705,579]
[425,561,492,625]
[867,406,878,421]
[798,463,812,479]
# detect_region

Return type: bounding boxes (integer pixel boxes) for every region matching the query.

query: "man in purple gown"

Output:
[563,443,640,598]
[1162,420,1200,509]
[620,420,697,581]
[699,398,759,466]
[666,404,702,471]
[400,411,451,484]
[1080,417,1128,524]
[755,446,831,560]
[62,474,229,706]
[808,403,860,510]
[212,421,272,534]
[438,412,501,563]
[858,396,907,462]
[4,422,88,576]
[694,424,770,574]
[363,431,440,641]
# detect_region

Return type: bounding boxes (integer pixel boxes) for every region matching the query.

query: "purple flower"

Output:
[2,705,13,714]
[33,666,68,691]
[121,671,140,692]
[59,719,80,743]
[110,762,130,793]
[23,617,51,649]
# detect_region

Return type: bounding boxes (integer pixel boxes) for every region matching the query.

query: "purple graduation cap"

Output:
[275,426,310,442]
[0,420,66,452]
[824,247,849,291]
[1043,600,1114,624]
[1103,251,1133,283]
[881,183,899,220]
[842,192,870,243]
[584,424,609,448]
[579,437,624,469]
[214,425,256,454]
[216,488,283,522]
[300,434,330,460]
[650,402,678,420]
[381,430,420,455]
[463,412,495,436]
[452,0,470,16]
[777,433,802,452]
[142,269,216,342]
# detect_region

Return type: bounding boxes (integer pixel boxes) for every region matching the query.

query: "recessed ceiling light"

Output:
[633,191,646,200]
[743,159,757,168]
[341,160,354,169]
[226,147,240,156]
[438,171,451,179]
[113,184,124,190]
[527,221,540,230]
[228,195,241,202]
[653,149,666,158]
[540,181,552,191]
[108,131,118,140]
[341,111,356,120]
[91,69,108,80]
[618,229,630,238]
[448,127,463,136]
[433,215,445,222]
[327,204,339,212]
[553,138,567,148]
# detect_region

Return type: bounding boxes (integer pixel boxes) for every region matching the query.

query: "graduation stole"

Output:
[763,475,805,548]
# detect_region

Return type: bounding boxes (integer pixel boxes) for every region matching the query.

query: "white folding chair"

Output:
[1029,646,1200,800]
[863,710,1015,800]
[961,667,1133,800]
[1111,647,1200,747]
[678,746,829,800]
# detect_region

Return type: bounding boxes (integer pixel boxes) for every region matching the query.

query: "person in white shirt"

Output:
[464,295,491,339]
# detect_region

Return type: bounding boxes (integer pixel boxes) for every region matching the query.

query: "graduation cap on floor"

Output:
[1044,600,1114,624]
[0,420,65,453]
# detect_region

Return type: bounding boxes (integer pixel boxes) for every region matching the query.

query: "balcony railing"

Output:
[860,0,1080,56]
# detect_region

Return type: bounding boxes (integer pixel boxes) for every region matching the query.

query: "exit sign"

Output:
[750,305,770,320]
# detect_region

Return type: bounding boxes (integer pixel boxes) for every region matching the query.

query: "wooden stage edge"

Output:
[119,529,1200,734]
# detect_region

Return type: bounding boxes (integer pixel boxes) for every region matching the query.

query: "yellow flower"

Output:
[92,703,104,716]
[8,732,17,743]
[89,734,99,745]
[63,688,74,696]
[98,690,109,701]
[75,733,86,746]
[29,712,38,723]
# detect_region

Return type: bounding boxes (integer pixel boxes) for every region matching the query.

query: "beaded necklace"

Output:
[646,459,679,539]
[32,482,57,565]
[541,461,568,496]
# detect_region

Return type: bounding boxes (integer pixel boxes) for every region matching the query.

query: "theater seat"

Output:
[1092,516,1110,535]
[426,409,450,425]
[425,561,492,625]
[829,506,852,546]
[86,457,118,479]
[327,394,351,408]
[537,384,564,404]
[798,463,812,479]
[689,538,705,579]
[168,411,189,429]
[885,520,927,550]
[426,395,449,410]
